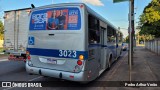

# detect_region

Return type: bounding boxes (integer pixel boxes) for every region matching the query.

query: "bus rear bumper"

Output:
[26,62,87,82]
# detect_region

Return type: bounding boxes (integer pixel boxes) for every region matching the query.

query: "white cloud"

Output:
[82,0,104,6]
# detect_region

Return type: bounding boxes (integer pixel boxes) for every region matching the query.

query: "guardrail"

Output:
[145,38,160,55]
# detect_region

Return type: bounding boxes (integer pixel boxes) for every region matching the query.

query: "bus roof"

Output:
[30,3,122,33]
[4,8,31,13]
[85,4,119,31]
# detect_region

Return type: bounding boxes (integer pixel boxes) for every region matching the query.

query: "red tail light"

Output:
[26,51,31,60]
[77,60,82,65]
[27,56,31,60]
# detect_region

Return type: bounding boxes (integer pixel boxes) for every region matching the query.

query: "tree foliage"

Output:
[0,20,4,34]
[139,0,160,38]
[0,20,4,40]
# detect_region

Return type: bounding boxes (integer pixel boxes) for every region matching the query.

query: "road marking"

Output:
[28,76,43,81]
[0,59,8,62]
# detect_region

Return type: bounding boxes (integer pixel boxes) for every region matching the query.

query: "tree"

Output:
[0,20,4,40]
[139,0,160,38]
[0,20,4,34]
[124,36,129,43]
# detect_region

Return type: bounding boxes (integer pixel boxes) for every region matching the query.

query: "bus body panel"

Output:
[26,62,88,81]
[100,28,108,70]
[26,4,86,75]
[87,46,100,80]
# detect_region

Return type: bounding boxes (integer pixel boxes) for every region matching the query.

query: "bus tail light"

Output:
[77,55,84,65]
[27,55,31,60]
[77,60,82,65]
[79,55,84,60]
[26,51,31,60]
[75,58,85,72]
[26,51,33,66]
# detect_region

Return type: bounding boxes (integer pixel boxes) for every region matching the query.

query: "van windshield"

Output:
[29,7,81,30]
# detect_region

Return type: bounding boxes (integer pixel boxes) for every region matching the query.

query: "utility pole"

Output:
[128,0,134,63]
[131,0,134,65]
[113,0,134,81]
[129,0,132,82]
[138,32,139,46]
[129,0,134,81]
[129,0,134,66]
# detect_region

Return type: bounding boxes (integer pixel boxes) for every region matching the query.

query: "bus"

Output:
[26,3,123,82]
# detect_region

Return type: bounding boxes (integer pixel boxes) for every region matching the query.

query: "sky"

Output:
[0,0,151,37]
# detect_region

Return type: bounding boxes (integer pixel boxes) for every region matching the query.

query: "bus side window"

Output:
[107,26,112,42]
[88,14,100,44]
[117,32,123,43]
[120,33,123,42]
[107,26,116,43]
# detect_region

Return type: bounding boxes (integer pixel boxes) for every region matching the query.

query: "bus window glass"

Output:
[107,26,116,43]
[118,32,122,43]
[88,15,100,44]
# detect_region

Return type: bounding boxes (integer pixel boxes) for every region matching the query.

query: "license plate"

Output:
[46,58,57,64]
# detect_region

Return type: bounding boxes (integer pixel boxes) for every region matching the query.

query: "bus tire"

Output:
[29,73,33,75]
[107,55,112,70]
[120,50,122,55]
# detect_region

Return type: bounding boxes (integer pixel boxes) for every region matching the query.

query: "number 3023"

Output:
[59,50,77,58]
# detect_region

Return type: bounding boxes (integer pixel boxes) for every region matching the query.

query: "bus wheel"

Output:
[120,50,122,55]
[29,73,33,75]
[107,55,112,70]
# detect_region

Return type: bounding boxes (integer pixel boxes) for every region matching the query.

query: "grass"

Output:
[0,47,9,57]
[0,47,4,52]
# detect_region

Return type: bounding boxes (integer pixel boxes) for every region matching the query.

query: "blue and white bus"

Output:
[26,3,123,82]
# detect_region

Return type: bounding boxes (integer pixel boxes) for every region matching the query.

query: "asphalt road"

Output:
[0,51,128,90]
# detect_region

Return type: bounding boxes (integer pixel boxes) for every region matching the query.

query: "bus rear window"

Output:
[29,7,81,30]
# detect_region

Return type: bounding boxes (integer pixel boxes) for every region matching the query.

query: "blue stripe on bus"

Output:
[108,46,116,49]
[27,48,88,60]
[101,45,108,47]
